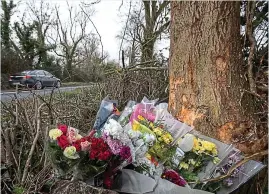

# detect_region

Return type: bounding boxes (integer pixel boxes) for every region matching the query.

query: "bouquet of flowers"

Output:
[46,97,265,194]
[194,149,244,193]
[47,124,83,176]
[176,134,220,182]
[74,135,113,184]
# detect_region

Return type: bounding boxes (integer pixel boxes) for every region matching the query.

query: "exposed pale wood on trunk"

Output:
[168,1,262,153]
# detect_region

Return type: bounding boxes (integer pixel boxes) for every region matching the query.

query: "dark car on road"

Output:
[9,70,61,89]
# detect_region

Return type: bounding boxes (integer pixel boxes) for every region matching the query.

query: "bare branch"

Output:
[80,5,104,63]
[119,0,132,65]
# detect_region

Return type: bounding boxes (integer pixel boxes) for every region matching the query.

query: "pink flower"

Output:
[67,127,78,143]
[80,140,90,151]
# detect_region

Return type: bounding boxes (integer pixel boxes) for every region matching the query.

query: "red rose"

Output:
[78,137,87,143]
[57,135,69,149]
[89,150,98,160]
[58,124,68,134]
[98,151,111,161]
[72,141,81,152]
[90,138,98,148]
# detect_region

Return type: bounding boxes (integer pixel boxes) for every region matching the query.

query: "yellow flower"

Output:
[162,133,173,144]
[49,129,63,140]
[149,122,154,128]
[158,137,163,142]
[153,127,164,136]
[76,134,82,140]
[137,115,145,121]
[201,141,216,152]
[63,146,79,159]
[212,148,218,156]
[193,137,200,150]
[132,120,140,131]
[180,162,189,170]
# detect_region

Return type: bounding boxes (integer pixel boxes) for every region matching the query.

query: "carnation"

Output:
[106,136,123,155]
[119,146,132,162]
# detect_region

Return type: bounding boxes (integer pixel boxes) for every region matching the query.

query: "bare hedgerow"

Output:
[1,85,105,194]
[102,68,169,109]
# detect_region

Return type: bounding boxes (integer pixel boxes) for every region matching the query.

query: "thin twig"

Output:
[21,103,46,184]
[119,0,132,66]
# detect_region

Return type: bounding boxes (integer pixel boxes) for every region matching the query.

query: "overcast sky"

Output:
[12,0,169,61]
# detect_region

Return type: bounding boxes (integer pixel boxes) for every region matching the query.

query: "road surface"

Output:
[1,85,92,102]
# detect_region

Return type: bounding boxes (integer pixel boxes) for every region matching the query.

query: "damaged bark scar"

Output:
[169,77,184,111]
[177,97,207,126]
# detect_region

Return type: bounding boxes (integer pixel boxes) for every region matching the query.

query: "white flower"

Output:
[104,119,123,137]
[128,129,141,140]
[143,133,155,143]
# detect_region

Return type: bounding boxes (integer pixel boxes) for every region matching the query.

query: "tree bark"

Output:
[168,1,265,154]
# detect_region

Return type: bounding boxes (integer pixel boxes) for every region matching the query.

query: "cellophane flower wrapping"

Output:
[117,100,137,126]
[188,130,234,182]
[92,97,118,133]
[194,149,266,194]
[174,133,221,183]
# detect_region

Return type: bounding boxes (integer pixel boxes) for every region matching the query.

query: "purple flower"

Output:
[119,146,132,162]
[106,136,123,155]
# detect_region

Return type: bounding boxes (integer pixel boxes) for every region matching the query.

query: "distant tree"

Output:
[13,19,37,67]
[118,0,170,65]
[48,2,93,81]
[1,0,16,50]
[26,0,56,68]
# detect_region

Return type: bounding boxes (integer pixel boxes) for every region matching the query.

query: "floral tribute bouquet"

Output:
[47,124,85,176]
[47,123,129,189]
[74,134,113,187]
[46,97,265,194]
[194,149,245,193]
[176,134,220,182]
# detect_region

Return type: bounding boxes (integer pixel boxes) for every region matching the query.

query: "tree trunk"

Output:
[141,37,156,63]
[168,1,266,154]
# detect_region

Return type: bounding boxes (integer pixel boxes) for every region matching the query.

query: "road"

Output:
[1,85,92,102]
